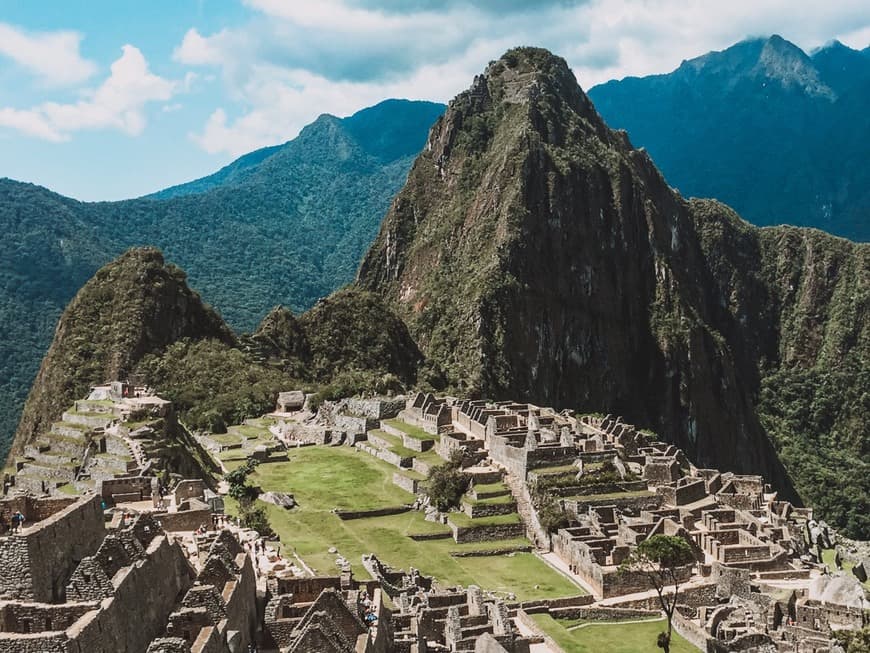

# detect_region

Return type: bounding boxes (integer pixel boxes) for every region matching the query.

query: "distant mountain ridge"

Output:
[0,99,445,459]
[588,35,870,241]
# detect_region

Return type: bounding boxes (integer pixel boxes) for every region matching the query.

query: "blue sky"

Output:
[1,1,869,201]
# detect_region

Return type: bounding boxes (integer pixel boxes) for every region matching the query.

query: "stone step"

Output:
[61,411,114,429]
[42,434,89,457]
[51,422,92,438]
[74,400,116,415]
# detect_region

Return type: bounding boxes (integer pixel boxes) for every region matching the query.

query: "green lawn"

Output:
[227,446,580,601]
[531,614,699,653]
[382,418,437,441]
[368,429,419,459]
[472,481,510,494]
[230,424,274,440]
[466,493,516,506]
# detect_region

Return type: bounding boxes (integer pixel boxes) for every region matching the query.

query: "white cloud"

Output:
[0,22,97,86]
[178,0,870,156]
[0,45,176,141]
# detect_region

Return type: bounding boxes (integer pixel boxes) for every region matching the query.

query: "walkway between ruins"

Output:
[513,614,562,653]
[538,551,598,597]
[566,615,664,631]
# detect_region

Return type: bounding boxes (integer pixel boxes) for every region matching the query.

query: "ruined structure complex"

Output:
[2,388,866,652]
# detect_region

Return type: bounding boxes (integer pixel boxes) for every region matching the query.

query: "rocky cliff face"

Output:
[9,248,234,460]
[359,48,868,536]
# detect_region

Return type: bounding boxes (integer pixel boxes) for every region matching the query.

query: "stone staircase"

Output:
[11,400,141,496]
[503,471,551,550]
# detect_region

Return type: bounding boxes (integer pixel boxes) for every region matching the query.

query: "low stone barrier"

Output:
[462,500,517,518]
[449,521,525,543]
[392,472,420,494]
[334,505,412,520]
[449,544,532,557]
[550,606,659,621]
[408,531,452,541]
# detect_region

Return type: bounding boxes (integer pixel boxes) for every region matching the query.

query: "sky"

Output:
[1,1,869,201]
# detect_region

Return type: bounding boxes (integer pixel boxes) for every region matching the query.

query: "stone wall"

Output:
[0,601,98,634]
[66,534,193,653]
[392,473,420,494]
[272,576,342,603]
[463,501,517,519]
[0,495,105,603]
[100,477,153,502]
[343,398,405,420]
[0,496,78,525]
[173,480,205,504]
[450,522,525,544]
[153,507,212,533]
[335,505,411,521]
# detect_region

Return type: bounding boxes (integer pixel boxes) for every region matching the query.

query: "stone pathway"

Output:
[538,551,598,596]
[504,471,550,549]
[513,614,563,653]
[566,615,664,631]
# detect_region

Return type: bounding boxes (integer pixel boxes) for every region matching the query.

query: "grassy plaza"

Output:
[531,613,698,653]
[225,445,582,600]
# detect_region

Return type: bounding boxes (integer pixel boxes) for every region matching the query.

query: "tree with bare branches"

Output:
[619,534,695,652]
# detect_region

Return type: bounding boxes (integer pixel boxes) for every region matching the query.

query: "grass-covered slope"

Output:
[0,99,444,457]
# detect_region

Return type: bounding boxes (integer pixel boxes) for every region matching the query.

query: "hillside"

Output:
[358,48,869,537]
[0,99,445,458]
[10,248,419,462]
[588,35,870,241]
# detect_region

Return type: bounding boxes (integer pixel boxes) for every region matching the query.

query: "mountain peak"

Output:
[10,247,234,459]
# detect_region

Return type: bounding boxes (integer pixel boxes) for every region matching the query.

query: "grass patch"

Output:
[821,548,870,591]
[383,418,436,441]
[466,493,515,506]
[448,511,521,527]
[472,481,509,494]
[531,614,697,653]
[398,469,427,482]
[368,429,419,459]
[230,424,273,440]
[209,433,245,445]
[225,446,578,600]
[565,490,656,501]
[56,483,79,495]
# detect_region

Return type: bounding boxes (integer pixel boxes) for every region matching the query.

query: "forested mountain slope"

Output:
[589,35,870,241]
[0,99,444,457]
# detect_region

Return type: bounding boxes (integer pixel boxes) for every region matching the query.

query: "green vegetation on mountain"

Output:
[9,247,421,459]
[589,35,870,241]
[359,47,869,537]
[0,99,445,458]
[136,339,297,433]
[11,247,233,458]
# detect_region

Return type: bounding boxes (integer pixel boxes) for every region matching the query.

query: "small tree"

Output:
[425,450,470,511]
[225,458,260,506]
[619,534,695,653]
[239,503,273,536]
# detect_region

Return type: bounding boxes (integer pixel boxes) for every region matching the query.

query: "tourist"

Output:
[11,510,25,534]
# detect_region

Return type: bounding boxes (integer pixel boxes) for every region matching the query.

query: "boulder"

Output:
[260,491,296,509]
